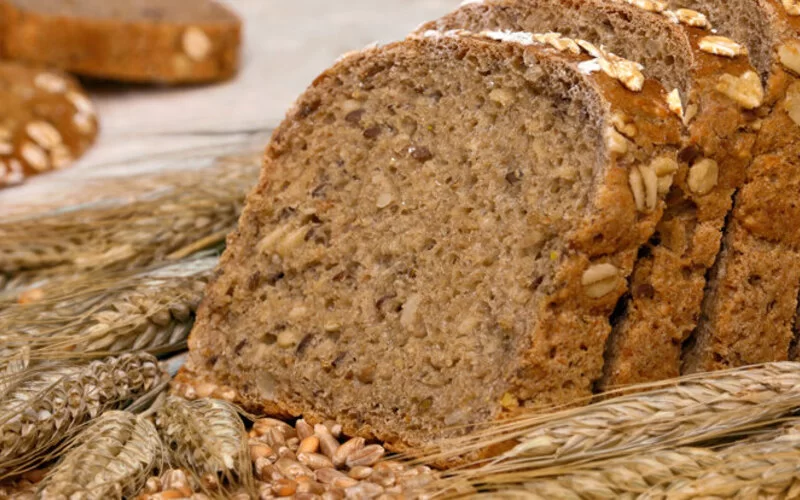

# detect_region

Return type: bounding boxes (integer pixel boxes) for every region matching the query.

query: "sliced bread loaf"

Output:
[420,0,762,387]
[659,0,800,373]
[186,32,682,448]
[0,62,98,188]
[0,0,241,84]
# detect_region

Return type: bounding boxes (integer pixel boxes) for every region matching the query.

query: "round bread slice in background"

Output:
[0,62,98,188]
[0,0,241,84]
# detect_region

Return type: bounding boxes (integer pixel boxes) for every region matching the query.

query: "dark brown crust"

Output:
[604,24,758,386]
[0,0,241,84]
[186,34,681,451]
[681,0,800,373]
[0,61,98,188]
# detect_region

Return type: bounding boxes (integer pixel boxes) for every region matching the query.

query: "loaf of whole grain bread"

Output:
[660,0,800,374]
[186,31,683,449]
[419,0,762,389]
[0,62,98,188]
[0,0,241,84]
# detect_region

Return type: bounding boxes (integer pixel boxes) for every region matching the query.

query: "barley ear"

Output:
[0,353,165,478]
[155,396,253,494]
[38,411,162,499]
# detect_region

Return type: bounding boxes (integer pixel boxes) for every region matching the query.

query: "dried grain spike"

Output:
[0,257,216,363]
[37,411,160,499]
[155,396,252,493]
[451,446,721,498]
[0,156,258,289]
[0,353,164,478]
[415,363,800,468]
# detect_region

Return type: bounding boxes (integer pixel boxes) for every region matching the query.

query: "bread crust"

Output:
[0,0,241,84]
[0,62,98,187]
[682,0,800,373]
[186,33,681,450]
[605,22,759,385]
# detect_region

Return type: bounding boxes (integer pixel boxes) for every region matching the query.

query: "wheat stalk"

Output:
[0,153,259,293]
[38,410,161,499]
[417,364,800,474]
[155,396,252,494]
[0,353,165,478]
[446,421,800,500]
[0,257,216,363]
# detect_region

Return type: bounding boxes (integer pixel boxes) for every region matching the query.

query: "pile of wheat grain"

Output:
[139,416,436,500]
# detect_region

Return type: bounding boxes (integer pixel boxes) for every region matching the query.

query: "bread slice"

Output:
[186,31,682,449]
[0,0,241,84]
[0,62,98,188]
[420,0,761,387]
[659,0,800,373]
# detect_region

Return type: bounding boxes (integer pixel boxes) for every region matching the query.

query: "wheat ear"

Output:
[0,154,258,291]
[155,396,253,494]
[661,421,800,499]
[38,410,161,499]
[448,421,800,500]
[0,257,216,363]
[0,353,165,478]
[416,363,800,470]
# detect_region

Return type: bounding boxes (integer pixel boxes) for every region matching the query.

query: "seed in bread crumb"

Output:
[688,158,719,195]
[606,127,629,155]
[20,142,50,171]
[779,40,800,75]
[623,0,666,13]
[667,89,683,118]
[376,192,394,208]
[183,27,213,61]
[500,392,520,409]
[652,156,679,195]
[34,72,67,93]
[400,294,421,329]
[67,91,95,116]
[409,146,433,162]
[629,166,646,212]
[277,330,303,348]
[26,121,62,150]
[784,82,800,127]
[489,88,515,106]
[582,263,620,298]
[716,71,763,109]
[611,112,637,138]
[698,36,744,58]
[783,0,800,16]
[73,113,95,134]
[674,8,710,28]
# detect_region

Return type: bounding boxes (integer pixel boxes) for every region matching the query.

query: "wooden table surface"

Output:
[0,0,457,215]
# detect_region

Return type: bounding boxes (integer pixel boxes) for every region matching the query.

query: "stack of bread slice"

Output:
[184,0,800,452]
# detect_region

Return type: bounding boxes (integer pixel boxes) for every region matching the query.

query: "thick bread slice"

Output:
[0,62,98,188]
[660,0,800,372]
[420,0,761,388]
[0,0,241,84]
[186,32,682,449]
